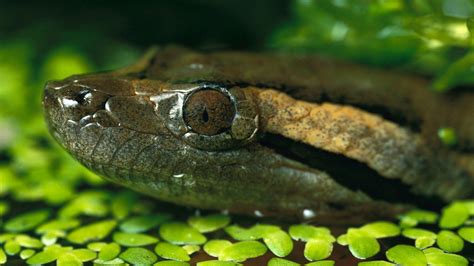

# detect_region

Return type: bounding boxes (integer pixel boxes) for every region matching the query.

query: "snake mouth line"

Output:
[260,133,445,210]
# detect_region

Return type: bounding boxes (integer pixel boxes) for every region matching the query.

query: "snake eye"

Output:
[183,89,235,135]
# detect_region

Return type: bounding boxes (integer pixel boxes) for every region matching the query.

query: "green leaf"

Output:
[188,214,230,233]
[289,224,333,242]
[15,235,43,248]
[459,200,474,215]
[20,249,36,260]
[423,247,444,255]
[0,233,15,244]
[182,245,200,255]
[305,261,335,266]
[402,228,437,239]
[400,209,438,224]
[347,229,380,259]
[415,236,436,249]
[439,202,470,229]
[4,209,50,232]
[59,191,109,218]
[71,248,97,262]
[336,234,348,246]
[67,220,117,244]
[263,230,293,257]
[385,245,427,266]
[120,214,172,233]
[224,224,280,241]
[93,257,127,266]
[204,240,233,257]
[304,239,333,261]
[268,257,299,266]
[197,261,242,266]
[57,252,83,266]
[119,247,158,265]
[360,221,400,238]
[26,246,69,265]
[457,227,474,243]
[36,218,81,234]
[154,242,190,261]
[437,127,458,146]
[0,248,6,264]
[41,230,64,246]
[358,261,394,266]
[99,243,121,261]
[153,261,190,266]
[0,201,9,217]
[112,232,159,247]
[4,239,21,255]
[160,222,206,245]
[436,230,464,253]
[88,242,108,252]
[425,252,468,266]
[0,247,7,264]
[219,240,267,262]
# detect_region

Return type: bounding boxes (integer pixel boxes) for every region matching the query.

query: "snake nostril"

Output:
[75,90,92,105]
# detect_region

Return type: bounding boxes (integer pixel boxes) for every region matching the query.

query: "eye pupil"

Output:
[183,89,235,135]
[202,109,209,123]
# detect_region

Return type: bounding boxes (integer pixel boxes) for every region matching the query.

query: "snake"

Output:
[43,46,474,222]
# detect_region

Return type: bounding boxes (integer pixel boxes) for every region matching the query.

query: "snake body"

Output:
[43,46,474,222]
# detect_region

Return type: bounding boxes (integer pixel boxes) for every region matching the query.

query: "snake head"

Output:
[43,47,474,222]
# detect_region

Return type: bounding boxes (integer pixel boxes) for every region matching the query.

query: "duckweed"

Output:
[119,247,158,265]
[182,244,200,255]
[4,209,50,232]
[197,261,242,266]
[359,221,400,238]
[458,226,474,242]
[289,224,334,242]
[385,245,426,266]
[268,257,299,266]
[218,240,267,262]
[358,261,394,266]
[425,252,468,266]
[154,242,190,262]
[57,252,82,266]
[204,240,233,257]
[439,202,470,229]
[98,243,121,261]
[415,236,436,249]
[112,232,159,247]
[263,230,293,257]
[224,224,280,241]
[305,261,335,266]
[0,186,473,265]
[20,249,36,260]
[188,214,230,233]
[159,222,207,245]
[153,261,190,266]
[119,214,172,233]
[347,229,380,259]
[436,230,464,253]
[36,218,81,234]
[67,220,117,244]
[304,239,333,261]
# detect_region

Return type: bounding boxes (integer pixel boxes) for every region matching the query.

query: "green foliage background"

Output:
[0,0,473,265]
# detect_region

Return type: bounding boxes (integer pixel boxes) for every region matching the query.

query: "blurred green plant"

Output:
[269,0,474,91]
